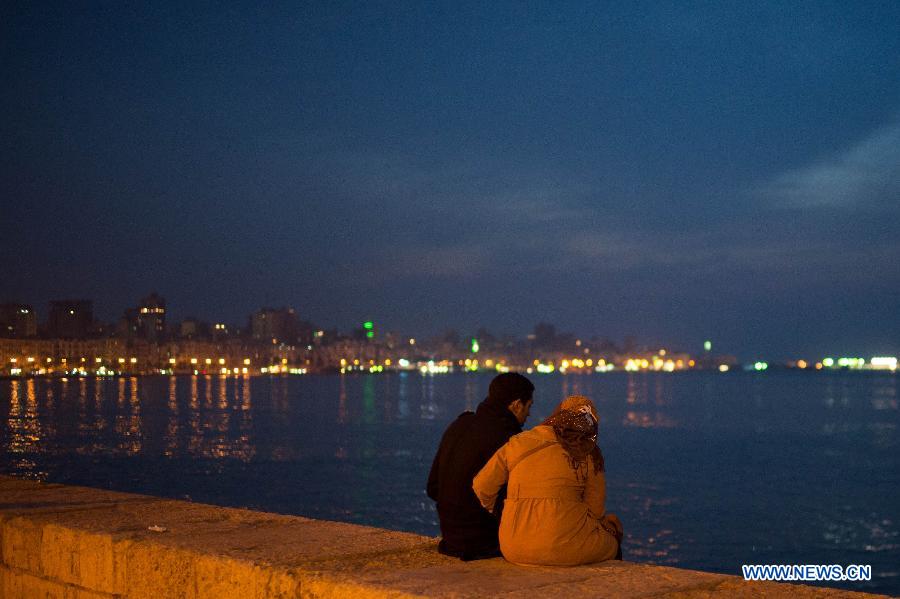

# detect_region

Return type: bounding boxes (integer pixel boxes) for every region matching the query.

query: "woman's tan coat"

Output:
[472,424,618,566]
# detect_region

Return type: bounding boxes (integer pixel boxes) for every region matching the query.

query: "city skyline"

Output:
[2,2,899,360]
[0,292,896,364]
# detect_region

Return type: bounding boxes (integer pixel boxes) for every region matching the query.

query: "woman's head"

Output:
[543,395,604,475]
[555,395,598,422]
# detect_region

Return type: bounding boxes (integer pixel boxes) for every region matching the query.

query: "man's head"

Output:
[487,372,535,425]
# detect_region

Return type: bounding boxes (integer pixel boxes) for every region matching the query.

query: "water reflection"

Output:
[5,380,43,476]
[362,376,376,424]
[622,374,678,428]
[420,375,438,420]
[464,375,477,412]
[118,377,142,455]
[337,375,348,424]
[3,372,897,464]
[165,376,178,456]
[871,377,898,412]
[397,372,409,420]
[617,482,680,565]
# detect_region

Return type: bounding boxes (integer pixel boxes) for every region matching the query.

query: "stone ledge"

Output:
[0,476,886,598]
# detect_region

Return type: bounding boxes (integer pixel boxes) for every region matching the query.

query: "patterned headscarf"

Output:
[542,396,604,475]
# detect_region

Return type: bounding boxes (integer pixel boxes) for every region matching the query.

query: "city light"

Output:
[419,360,451,374]
[836,357,865,369]
[594,360,614,373]
[870,357,898,371]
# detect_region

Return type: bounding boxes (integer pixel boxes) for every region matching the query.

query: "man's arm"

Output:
[426,412,474,502]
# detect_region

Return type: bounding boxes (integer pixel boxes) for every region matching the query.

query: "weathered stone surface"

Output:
[0,476,888,598]
[0,564,114,599]
[1,516,43,572]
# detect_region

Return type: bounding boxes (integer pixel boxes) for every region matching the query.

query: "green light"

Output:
[366,331,374,339]
[822,357,834,367]
[363,321,373,330]
[471,338,480,353]
[836,357,865,369]
[704,340,712,352]
[754,361,768,371]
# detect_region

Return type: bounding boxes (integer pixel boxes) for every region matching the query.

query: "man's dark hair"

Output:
[486,372,535,407]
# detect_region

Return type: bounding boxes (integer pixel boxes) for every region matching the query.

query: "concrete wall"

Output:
[0,476,884,598]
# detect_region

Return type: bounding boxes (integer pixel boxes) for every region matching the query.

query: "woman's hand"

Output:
[603,513,624,542]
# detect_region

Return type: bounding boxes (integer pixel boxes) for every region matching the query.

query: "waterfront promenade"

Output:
[0,476,885,598]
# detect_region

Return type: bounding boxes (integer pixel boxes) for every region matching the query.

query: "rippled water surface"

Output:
[2,372,898,594]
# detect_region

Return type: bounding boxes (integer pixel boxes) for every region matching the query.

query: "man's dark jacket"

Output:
[426,397,522,560]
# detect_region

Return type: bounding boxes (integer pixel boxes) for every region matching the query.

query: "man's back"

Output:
[426,372,534,560]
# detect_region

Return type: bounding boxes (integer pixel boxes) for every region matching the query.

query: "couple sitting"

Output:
[427,372,623,566]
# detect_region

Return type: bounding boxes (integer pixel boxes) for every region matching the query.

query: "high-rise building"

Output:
[137,292,166,342]
[0,303,37,338]
[120,293,167,341]
[48,300,93,339]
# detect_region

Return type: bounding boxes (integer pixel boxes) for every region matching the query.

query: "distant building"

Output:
[0,303,37,338]
[251,307,298,344]
[48,300,93,339]
[211,322,230,341]
[121,293,167,342]
[137,292,166,342]
[178,318,209,340]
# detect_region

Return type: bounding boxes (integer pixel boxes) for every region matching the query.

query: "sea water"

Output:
[1,371,897,594]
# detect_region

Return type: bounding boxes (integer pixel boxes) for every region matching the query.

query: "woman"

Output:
[472,395,623,566]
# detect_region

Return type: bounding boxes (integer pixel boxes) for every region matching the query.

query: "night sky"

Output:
[2,2,898,359]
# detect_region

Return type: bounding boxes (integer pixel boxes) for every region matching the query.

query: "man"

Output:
[426,372,534,560]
